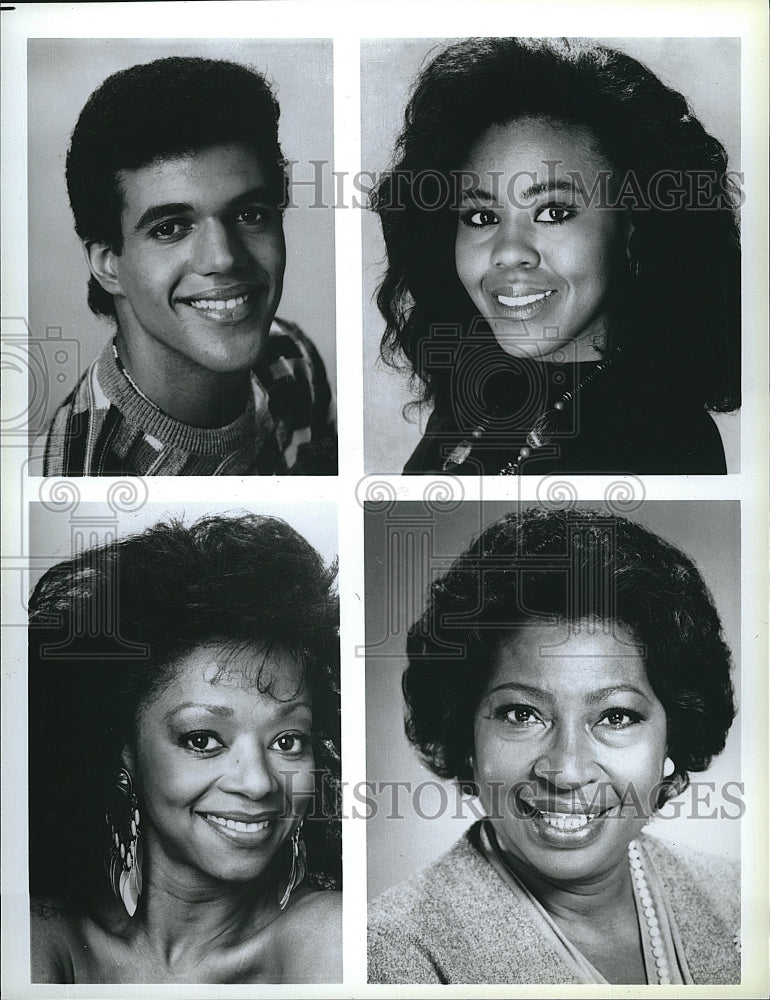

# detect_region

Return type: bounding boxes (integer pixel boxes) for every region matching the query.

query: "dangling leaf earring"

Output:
[663,756,676,778]
[105,766,143,917]
[278,822,307,911]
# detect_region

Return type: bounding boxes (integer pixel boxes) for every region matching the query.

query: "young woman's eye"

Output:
[182,731,224,753]
[270,732,310,756]
[534,205,575,225]
[597,708,642,730]
[150,219,190,240]
[461,208,499,229]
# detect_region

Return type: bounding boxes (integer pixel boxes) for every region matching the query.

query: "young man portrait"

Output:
[29,41,336,476]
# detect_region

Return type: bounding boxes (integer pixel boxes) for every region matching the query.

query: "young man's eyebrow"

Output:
[132,187,279,233]
[133,202,194,233]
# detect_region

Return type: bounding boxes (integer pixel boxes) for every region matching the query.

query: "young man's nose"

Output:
[193,219,245,274]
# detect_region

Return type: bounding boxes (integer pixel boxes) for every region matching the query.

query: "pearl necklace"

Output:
[441,352,617,475]
[628,840,672,985]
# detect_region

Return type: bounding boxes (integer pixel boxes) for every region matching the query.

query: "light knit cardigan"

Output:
[368,822,740,984]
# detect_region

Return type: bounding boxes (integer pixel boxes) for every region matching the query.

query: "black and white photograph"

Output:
[1,2,767,998]
[25,500,341,983]
[365,500,741,984]
[362,38,742,475]
[26,39,337,476]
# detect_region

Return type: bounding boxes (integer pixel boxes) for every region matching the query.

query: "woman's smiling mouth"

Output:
[200,811,276,846]
[489,287,557,321]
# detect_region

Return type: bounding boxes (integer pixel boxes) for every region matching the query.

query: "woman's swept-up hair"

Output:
[28,514,340,906]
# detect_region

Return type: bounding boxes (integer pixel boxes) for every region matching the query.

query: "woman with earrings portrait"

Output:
[28,513,341,983]
[369,38,740,474]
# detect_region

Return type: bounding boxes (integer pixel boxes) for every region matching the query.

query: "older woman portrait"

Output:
[363,38,740,474]
[366,503,740,984]
[28,509,341,983]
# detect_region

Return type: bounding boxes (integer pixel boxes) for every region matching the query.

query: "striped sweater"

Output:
[33,319,336,476]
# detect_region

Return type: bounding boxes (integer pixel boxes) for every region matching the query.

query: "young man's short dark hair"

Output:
[66,56,285,318]
[35,55,336,477]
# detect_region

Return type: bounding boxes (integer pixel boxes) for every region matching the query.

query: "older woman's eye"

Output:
[597,708,643,730]
[501,705,541,726]
[182,731,224,753]
[270,732,310,756]
[534,205,575,225]
[461,208,499,229]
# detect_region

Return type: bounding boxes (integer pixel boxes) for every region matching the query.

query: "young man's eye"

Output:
[236,205,273,225]
[460,208,499,229]
[533,205,576,225]
[597,708,643,730]
[150,220,190,240]
[270,731,310,756]
[182,731,224,753]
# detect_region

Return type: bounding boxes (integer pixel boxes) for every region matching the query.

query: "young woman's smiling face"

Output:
[128,643,315,889]
[455,117,630,362]
[473,622,668,887]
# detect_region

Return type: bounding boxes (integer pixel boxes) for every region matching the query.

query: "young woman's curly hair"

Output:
[373,38,740,414]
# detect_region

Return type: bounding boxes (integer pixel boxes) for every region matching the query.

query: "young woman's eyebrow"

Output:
[459,186,498,205]
[518,178,575,202]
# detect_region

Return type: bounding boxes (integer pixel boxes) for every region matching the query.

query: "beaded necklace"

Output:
[628,839,672,985]
[441,352,617,475]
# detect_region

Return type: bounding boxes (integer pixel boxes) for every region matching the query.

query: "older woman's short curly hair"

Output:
[373,37,740,414]
[403,508,735,797]
[29,514,340,905]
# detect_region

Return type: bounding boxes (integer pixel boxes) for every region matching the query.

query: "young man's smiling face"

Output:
[95,141,286,383]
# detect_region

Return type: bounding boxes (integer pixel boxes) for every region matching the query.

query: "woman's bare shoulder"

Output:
[30,898,77,983]
[278,889,342,982]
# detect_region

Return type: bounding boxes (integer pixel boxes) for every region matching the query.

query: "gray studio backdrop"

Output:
[27,38,336,438]
[364,500,740,902]
[361,38,741,473]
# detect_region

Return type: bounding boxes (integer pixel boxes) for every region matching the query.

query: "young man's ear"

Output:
[83,240,123,297]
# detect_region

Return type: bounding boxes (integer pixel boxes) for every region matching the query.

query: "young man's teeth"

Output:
[206,814,268,833]
[189,295,248,311]
[497,290,553,307]
[540,812,596,831]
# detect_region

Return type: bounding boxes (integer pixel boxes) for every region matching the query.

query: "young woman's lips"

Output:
[199,811,276,847]
[486,286,557,321]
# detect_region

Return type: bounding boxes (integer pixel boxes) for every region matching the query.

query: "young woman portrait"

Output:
[362,38,741,474]
[28,505,341,983]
